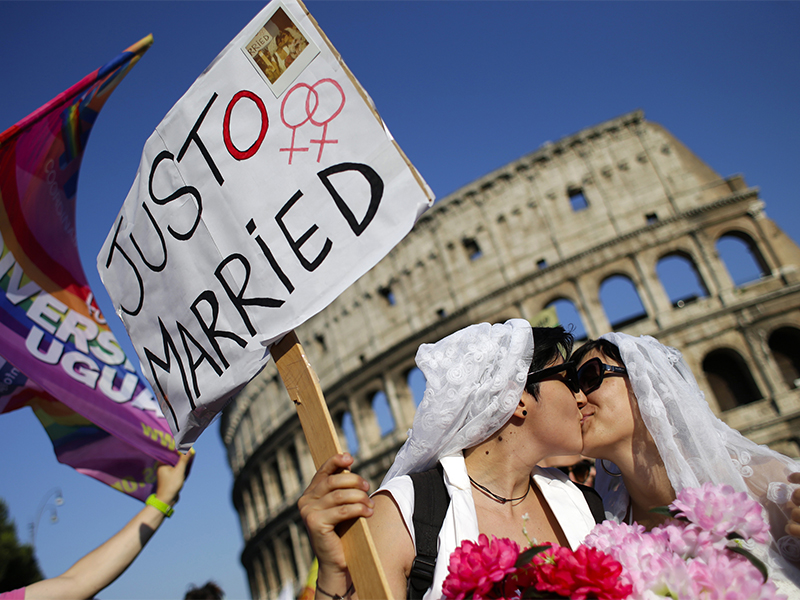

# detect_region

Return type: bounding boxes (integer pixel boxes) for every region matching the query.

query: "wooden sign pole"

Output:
[271,330,392,599]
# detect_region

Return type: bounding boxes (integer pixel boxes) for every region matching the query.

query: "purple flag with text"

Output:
[0,36,178,501]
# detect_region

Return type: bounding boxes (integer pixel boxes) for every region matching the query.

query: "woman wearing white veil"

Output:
[300,320,602,600]
[573,333,800,597]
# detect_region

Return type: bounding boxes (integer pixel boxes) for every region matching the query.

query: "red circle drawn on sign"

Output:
[223,90,269,161]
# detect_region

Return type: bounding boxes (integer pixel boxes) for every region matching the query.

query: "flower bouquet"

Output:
[442,483,785,599]
[441,534,631,599]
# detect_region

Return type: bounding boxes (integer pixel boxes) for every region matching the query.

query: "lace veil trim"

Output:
[381,319,533,485]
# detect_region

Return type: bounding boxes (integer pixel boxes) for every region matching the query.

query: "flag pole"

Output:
[272,330,391,599]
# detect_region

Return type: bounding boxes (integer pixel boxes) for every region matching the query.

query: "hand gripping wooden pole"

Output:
[271,330,391,599]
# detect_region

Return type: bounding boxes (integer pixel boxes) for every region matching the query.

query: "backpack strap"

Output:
[407,463,449,600]
[575,483,606,524]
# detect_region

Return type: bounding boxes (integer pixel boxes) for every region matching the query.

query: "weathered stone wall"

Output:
[221,110,800,599]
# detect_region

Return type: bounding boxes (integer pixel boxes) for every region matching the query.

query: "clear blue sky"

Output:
[1,2,799,599]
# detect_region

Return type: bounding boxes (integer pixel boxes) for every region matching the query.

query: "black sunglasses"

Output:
[576,357,627,395]
[557,459,595,484]
[526,361,580,395]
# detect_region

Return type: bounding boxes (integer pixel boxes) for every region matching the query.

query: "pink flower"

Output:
[637,552,697,599]
[622,537,693,598]
[441,534,520,599]
[671,483,770,543]
[584,520,646,554]
[689,547,784,600]
[586,523,702,598]
[656,522,725,558]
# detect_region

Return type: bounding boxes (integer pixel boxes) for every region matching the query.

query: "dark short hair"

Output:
[527,326,574,400]
[184,582,224,600]
[571,337,623,366]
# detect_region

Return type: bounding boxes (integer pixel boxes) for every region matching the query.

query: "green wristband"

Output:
[146,494,174,517]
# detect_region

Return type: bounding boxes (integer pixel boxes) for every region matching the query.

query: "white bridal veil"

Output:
[381,319,533,485]
[595,332,800,591]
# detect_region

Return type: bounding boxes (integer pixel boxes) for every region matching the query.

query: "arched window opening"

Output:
[407,367,426,407]
[379,285,396,306]
[768,327,800,390]
[261,547,279,595]
[546,298,587,340]
[463,237,483,260]
[255,468,270,513]
[568,187,589,211]
[333,410,359,455]
[716,232,769,287]
[251,471,267,521]
[599,274,647,329]
[371,391,396,436]
[235,491,249,536]
[270,460,285,499]
[281,531,299,580]
[249,559,265,600]
[702,349,762,411]
[656,253,708,308]
[341,411,360,455]
[287,443,303,488]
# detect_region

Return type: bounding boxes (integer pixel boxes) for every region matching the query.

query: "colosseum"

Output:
[220,109,800,599]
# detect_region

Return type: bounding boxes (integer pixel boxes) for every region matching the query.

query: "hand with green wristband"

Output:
[12,449,195,600]
[145,446,195,518]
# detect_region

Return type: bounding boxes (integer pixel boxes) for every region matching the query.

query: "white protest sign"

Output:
[98,0,434,448]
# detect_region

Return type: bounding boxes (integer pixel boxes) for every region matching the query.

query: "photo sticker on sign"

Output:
[242,4,319,97]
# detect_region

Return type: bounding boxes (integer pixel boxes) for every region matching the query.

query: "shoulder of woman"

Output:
[368,492,416,586]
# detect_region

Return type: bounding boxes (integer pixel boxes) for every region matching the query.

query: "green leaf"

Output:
[649,506,681,519]
[728,546,769,582]
[515,545,551,568]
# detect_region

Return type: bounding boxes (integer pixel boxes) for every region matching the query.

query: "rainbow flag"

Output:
[0,36,179,501]
[297,558,319,600]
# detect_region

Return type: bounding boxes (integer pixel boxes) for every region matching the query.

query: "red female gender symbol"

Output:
[279,78,346,164]
[306,78,345,162]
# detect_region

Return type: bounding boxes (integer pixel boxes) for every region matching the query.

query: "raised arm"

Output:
[24,449,194,600]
